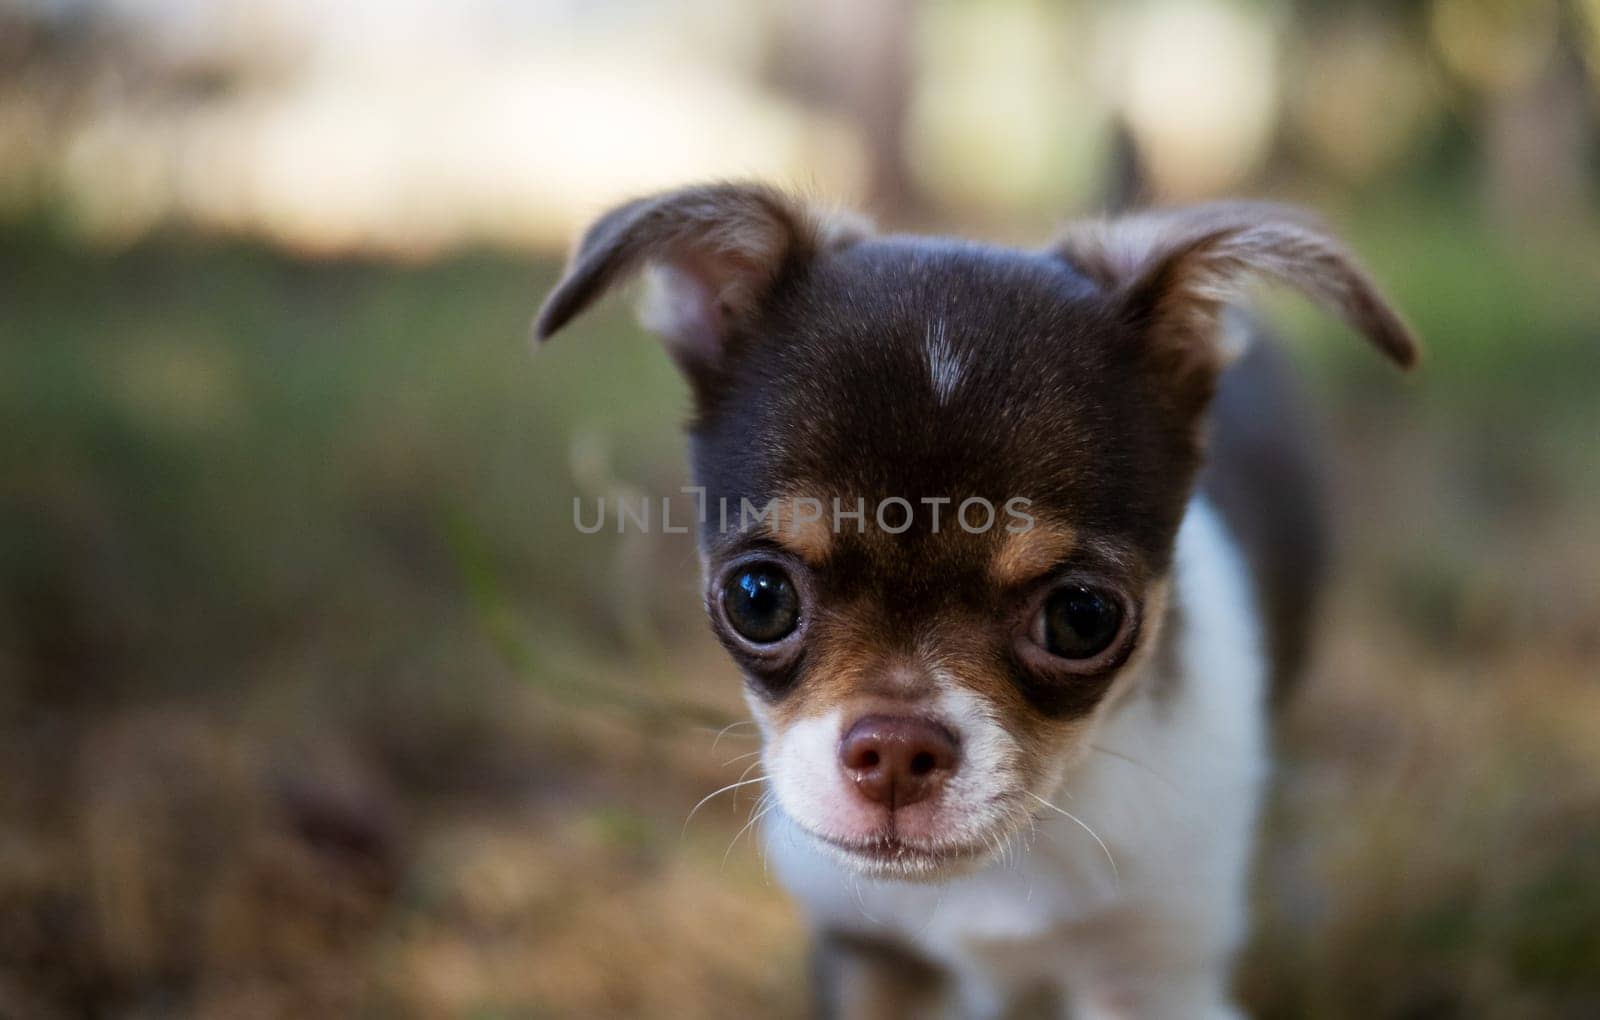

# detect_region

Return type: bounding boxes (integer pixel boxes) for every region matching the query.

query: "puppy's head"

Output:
[537,184,1415,880]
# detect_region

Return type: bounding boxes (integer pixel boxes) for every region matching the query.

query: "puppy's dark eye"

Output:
[1035,585,1122,660]
[722,563,800,644]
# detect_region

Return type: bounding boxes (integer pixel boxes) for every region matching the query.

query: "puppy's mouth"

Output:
[808,828,992,880]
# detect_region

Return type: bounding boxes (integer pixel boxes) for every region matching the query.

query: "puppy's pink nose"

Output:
[838,715,958,809]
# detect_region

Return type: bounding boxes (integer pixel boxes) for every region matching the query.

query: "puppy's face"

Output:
[537,185,1415,880]
[693,241,1188,877]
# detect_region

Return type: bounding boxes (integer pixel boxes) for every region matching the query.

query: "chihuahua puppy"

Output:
[536,184,1415,1019]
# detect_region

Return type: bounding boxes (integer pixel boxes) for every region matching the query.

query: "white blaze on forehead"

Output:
[925,318,966,404]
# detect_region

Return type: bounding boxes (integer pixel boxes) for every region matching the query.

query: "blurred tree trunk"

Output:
[766,0,920,221]
[1482,33,1595,228]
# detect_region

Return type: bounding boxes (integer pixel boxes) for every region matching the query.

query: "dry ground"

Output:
[2,196,1597,1017]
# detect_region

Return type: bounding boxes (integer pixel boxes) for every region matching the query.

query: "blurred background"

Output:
[1,0,1598,1016]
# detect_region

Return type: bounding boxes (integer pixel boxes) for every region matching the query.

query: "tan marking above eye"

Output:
[990,523,1077,588]
[761,494,834,565]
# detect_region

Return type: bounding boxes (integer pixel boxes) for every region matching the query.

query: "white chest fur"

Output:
[763,498,1269,1013]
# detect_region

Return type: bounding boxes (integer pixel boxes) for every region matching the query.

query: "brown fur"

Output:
[537,182,1417,1015]
[1199,330,1330,701]
[990,522,1078,588]
[762,493,837,566]
[1052,202,1417,366]
[812,930,950,1019]
[535,183,868,393]
[537,182,1417,723]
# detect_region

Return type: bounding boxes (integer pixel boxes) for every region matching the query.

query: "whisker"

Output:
[847,870,884,925]
[1019,816,1038,901]
[723,798,778,870]
[708,720,757,752]
[682,775,768,837]
[1090,744,1180,794]
[912,881,949,939]
[732,757,765,807]
[721,749,762,768]
[1026,791,1120,888]
[750,792,776,881]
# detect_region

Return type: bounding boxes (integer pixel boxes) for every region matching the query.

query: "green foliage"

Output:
[1,186,1596,1015]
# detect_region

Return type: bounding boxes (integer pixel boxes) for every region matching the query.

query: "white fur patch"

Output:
[761,497,1270,1013]
[757,681,1024,866]
[1215,305,1253,365]
[924,318,966,404]
[763,708,857,840]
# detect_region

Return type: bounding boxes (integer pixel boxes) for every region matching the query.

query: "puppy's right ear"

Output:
[1052,201,1418,417]
[534,183,868,382]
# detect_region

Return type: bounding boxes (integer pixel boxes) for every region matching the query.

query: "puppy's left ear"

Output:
[534,183,869,385]
[1053,202,1418,409]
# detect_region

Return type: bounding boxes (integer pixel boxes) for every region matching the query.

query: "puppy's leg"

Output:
[810,930,951,1020]
[1072,970,1242,1020]
[1061,911,1245,1020]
